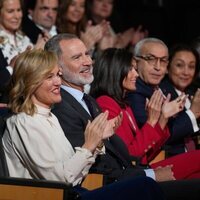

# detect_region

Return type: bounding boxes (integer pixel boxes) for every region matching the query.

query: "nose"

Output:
[14,10,22,19]
[154,59,161,71]
[47,9,55,19]
[83,55,93,65]
[75,5,83,12]
[183,66,190,75]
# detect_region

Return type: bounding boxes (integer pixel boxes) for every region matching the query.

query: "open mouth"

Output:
[80,68,92,74]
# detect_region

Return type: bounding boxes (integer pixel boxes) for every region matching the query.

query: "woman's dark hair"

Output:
[168,43,200,79]
[90,48,133,108]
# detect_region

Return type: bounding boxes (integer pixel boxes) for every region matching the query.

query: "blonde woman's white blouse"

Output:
[2,105,96,186]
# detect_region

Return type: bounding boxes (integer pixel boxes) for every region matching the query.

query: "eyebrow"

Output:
[145,54,168,59]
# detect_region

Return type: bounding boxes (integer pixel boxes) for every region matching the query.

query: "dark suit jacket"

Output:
[0,49,9,85]
[0,49,10,103]
[21,16,43,44]
[52,88,146,184]
[127,77,198,156]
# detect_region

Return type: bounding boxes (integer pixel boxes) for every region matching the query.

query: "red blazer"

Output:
[96,96,170,164]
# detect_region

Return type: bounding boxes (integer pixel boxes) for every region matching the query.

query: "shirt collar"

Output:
[61,85,84,102]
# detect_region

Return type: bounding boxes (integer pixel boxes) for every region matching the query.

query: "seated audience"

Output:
[45,33,176,184]
[127,38,200,157]
[2,48,164,200]
[44,33,200,199]
[90,47,200,180]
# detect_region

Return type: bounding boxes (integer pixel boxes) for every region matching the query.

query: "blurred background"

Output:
[111,0,200,47]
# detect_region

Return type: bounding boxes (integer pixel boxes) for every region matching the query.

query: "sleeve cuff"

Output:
[6,66,13,75]
[144,168,156,180]
[186,110,199,132]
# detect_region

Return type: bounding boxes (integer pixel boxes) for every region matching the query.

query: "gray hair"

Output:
[134,37,168,56]
[44,33,78,58]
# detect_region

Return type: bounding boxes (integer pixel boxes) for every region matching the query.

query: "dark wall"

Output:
[113,0,200,47]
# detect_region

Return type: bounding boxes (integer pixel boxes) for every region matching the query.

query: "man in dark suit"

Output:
[127,37,199,157]
[22,0,58,44]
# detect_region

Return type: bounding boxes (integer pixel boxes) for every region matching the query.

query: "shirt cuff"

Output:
[186,110,199,132]
[6,66,13,75]
[144,168,156,180]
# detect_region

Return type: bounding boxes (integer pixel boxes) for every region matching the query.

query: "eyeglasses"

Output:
[136,55,169,67]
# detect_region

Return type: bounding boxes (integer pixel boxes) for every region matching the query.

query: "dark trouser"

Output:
[74,176,165,200]
[159,179,200,200]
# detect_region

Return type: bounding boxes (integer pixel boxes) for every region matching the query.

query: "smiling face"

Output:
[59,38,93,91]
[168,51,196,91]
[29,0,58,31]
[0,0,22,34]
[66,0,85,24]
[136,42,168,86]
[31,65,62,108]
[122,59,139,92]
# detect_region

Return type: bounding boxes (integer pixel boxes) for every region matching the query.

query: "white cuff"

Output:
[144,169,156,180]
[186,110,199,132]
[6,66,13,75]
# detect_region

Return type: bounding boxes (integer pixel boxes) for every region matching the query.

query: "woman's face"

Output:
[168,51,196,91]
[91,0,113,20]
[123,60,139,92]
[0,0,22,34]
[66,0,85,24]
[32,66,62,108]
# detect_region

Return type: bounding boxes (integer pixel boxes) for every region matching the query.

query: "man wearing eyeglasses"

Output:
[126,37,195,158]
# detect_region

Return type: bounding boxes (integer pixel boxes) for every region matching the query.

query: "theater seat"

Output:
[0,177,74,200]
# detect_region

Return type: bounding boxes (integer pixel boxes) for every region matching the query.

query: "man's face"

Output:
[59,38,93,91]
[29,0,58,31]
[136,42,168,86]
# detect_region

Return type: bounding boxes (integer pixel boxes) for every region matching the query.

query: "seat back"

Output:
[0,177,73,200]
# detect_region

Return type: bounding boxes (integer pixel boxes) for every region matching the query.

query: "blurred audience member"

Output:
[160,43,200,154]
[0,0,32,64]
[57,0,108,52]
[22,0,58,44]
[86,0,148,49]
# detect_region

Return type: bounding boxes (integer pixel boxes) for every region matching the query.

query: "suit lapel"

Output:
[60,89,93,120]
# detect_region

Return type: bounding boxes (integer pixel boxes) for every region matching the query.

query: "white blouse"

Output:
[2,105,96,186]
[0,29,33,64]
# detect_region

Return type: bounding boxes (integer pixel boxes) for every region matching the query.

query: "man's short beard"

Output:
[62,67,94,86]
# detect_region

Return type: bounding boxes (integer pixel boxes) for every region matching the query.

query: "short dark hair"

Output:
[44,33,78,58]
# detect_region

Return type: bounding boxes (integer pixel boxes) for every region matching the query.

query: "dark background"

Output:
[111,0,200,47]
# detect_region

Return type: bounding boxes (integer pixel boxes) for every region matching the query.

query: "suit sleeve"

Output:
[126,91,148,128]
